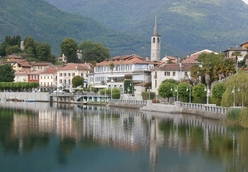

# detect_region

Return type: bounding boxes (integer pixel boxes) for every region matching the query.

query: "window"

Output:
[64,79,66,84]
[59,79,62,83]
[155,80,157,87]
[72,73,75,76]
[59,73,62,76]
[68,79,71,84]
[64,73,66,76]
[158,37,160,43]
[81,73,83,77]
[173,72,176,76]
[153,37,155,43]
[68,73,71,76]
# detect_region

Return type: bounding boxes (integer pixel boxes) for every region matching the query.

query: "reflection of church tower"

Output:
[150,116,159,172]
[151,18,161,61]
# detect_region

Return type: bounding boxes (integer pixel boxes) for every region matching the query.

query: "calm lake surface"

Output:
[0,102,247,172]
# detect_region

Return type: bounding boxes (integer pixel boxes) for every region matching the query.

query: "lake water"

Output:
[0,102,247,172]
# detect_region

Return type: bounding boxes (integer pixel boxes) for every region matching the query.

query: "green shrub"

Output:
[227,108,241,121]
[239,108,248,128]
[142,92,155,100]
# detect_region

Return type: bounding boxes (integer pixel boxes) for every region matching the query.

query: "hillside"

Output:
[45,0,248,55]
[0,0,164,57]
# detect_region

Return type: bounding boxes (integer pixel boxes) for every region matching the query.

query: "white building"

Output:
[88,54,155,93]
[151,63,192,94]
[56,63,90,90]
[39,67,58,91]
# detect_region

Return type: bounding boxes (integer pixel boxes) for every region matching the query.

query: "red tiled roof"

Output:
[27,70,44,75]
[7,55,23,59]
[30,62,52,66]
[153,63,193,71]
[57,63,90,71]
[97,54,154,66]
[40,67,57,74]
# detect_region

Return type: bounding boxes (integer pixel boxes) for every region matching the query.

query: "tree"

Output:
[61,38,79,63]
[177,82,192,102]
[0,64,15,82]
[24,36,35,54]
[36,43,51,61]
[79,40,110,63]
[162,79,179,85]
[111,88,120,99]
[0,42,9,56]
[212,82,226,105]
[109,62,115,74]
[192,83,206,103]
[190,64,202,85]
[158,82,175,101]
[72,76,84,88]
[221,70,248,107]
[6,45,22,55]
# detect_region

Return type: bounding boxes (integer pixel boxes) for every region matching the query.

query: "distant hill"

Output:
[45,0,248,55]
[0,0,166,57]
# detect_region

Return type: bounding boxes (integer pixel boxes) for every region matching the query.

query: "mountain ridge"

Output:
[0,0,163,57]
[45,0,248,55]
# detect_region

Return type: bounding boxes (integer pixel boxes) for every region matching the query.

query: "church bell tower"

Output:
[150,18,161,61]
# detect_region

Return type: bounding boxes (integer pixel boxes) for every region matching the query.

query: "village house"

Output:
[30,61,52,71]
[56,63,90,91]
[88,54,155,93]
[39,66,58,91]
[151,63,192,94]
[14,70,28,82]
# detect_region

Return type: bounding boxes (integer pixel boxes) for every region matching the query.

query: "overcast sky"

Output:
[243,0,248,4]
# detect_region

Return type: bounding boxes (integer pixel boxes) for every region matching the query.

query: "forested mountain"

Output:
[45,0,248,56]
[0,0,158,57]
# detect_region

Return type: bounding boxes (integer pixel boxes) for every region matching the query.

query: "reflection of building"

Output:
[8,103,227,157]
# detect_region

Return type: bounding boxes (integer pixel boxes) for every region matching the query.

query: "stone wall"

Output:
[0,92,50,102]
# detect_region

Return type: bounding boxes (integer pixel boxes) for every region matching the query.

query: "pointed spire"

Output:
[153,17,158,36]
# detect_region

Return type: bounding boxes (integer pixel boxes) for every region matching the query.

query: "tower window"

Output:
[158,38,160,43]
[153,38,155,43]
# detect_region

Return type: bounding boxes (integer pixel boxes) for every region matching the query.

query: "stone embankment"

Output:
[141,101,228,120]
[0,92,50,102]
[0,92,228,121]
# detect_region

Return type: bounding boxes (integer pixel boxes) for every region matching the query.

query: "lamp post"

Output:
[186,86,191,103]
[149,87,151,100]
[237,87,243,107]
[204,86,210,104]
[170,87,174,102]
[130,82,134,96]
[232,86,235,107]
[175,86,178,101]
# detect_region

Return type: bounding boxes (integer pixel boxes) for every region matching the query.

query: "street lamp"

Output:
[186,86,191,103]
[130,82,134,96]
[175,86,178,101]
[149,87,151,100]
[237,87,243,107]
[232,86,235,107]
[204,86,210,104]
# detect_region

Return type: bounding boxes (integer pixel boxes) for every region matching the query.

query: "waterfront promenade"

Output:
[0,92,228,120]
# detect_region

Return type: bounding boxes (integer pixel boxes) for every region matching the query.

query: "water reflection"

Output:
[0,102,246,172]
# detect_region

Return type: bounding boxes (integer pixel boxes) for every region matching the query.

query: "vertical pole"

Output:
[189,87,191,103]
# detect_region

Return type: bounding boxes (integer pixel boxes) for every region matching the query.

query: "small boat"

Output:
[25,99,36,102]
